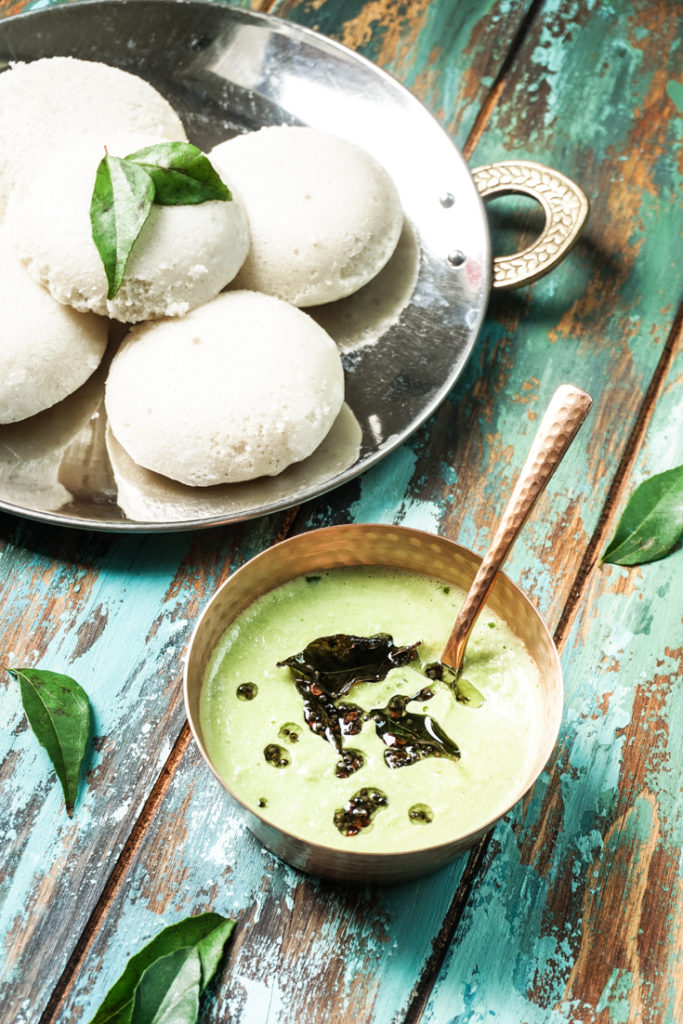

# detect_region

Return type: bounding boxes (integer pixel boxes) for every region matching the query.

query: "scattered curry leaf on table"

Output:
[88,912,235,1024]
[130,947,201,1024]
[90,142,231,299]
[7,667,91,817]
[602,464,683,566]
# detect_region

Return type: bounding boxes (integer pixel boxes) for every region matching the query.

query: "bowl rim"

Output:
[183,522,564,864]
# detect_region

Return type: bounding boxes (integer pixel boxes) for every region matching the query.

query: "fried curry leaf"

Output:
[8,668,91,816]
[371,697,461,769]
[602,465,683,565]
[88,913,235,1024]
[90,153,155,299]
[278,633,421,697]
[126,142,231,205]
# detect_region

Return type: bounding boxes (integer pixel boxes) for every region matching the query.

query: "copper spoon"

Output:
[441,383,593,673]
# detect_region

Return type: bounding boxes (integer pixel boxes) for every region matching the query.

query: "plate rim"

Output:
[0,0,491,533]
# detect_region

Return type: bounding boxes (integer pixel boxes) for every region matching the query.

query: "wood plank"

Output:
[272,0,536,147]
[59,736,472,1023]
[57,3,682,1024]
[420,333,683,1023]
[0,0,539,1020]
[411,0,683,1017]
[303,0,683,634]
[0,514,297,1016]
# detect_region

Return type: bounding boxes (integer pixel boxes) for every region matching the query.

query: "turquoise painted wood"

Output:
[0,0,537,1020]
[421,353,683,1024]
[0,0,681,1022]
[273,0,537,149]
[416,0,683,1020]
[59,1,683,1023]
[0,516,293,1015]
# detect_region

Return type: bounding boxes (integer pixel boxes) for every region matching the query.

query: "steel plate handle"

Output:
[472,160,589,290]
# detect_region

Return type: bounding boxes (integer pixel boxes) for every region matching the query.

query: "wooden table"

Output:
[1,1,681,1021]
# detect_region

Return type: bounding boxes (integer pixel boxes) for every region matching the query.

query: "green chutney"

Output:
[200,566,542,853]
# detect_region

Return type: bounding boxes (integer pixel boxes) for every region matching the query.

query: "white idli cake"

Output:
[0,233,108,424]
[105,290,345,486]
[7,132,249,323]
[211,126,403,306]
[0,57,187,218]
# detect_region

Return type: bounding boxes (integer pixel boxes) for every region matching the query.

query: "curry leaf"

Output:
[126,142,231,204]
[90,153,154,299]
[371,697,461,769]
[8,668,91,816]
[90,143,231,298]
[130,948,201,1024]
[602,465,683,566]
[88,913,234,1024]
[278,633,421,697]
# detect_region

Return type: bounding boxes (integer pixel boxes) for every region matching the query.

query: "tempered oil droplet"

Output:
[237,682,258,701]
[335,747,364,779]
[279,722,300,743]
[264,743,290,768]
[408,803,434,824]
[334,787,388,836]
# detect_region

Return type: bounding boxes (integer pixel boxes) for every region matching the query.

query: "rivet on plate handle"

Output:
[471,160,589,290]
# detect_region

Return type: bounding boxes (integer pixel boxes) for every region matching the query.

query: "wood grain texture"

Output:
[420,334,683,1023]
[59,0,683,1020]
[60,739,471,1023]
[272,0,537,148]
[411,0,683,1019]
[0,0,540,1020]
[0,512,293,1018]
[1,0,681,1022]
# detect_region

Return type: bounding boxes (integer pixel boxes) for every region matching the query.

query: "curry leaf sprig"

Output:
[87,913,235,1024]
[90,142,231,300]
[8,668,91,816]
[602,464,683,566]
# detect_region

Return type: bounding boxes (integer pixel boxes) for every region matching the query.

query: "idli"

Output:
[0,234,108,424]
[105,290,345,486]
[0,57,187,217]
[7,132,250,323]
[211,126,403,306]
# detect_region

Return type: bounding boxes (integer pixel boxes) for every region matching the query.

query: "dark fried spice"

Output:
[334,787,387,836]
[264,743,290,768]
[276,633,474,832]
[408,803,434,824]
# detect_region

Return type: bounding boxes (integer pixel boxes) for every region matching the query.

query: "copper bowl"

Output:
[184,524,563,883]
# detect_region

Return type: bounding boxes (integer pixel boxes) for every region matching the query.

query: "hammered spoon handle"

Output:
[441,384,592,672]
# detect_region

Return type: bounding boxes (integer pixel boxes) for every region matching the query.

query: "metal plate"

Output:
[0,0,490,532]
